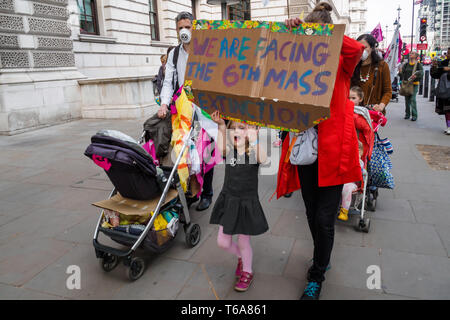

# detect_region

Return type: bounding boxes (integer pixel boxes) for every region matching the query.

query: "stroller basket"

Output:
[96,195,181,254]
[100,226,176,254]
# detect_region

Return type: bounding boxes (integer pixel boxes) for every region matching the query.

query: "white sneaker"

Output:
[445,128,450,135]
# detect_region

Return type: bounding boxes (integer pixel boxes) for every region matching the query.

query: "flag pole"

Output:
[411,0,415,54]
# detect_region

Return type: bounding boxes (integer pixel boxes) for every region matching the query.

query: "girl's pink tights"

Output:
[217,226,253,273]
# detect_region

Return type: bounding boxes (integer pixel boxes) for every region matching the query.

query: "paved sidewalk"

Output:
[0,94,449,300]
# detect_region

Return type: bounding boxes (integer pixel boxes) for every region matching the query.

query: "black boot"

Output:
[196,197,212,211]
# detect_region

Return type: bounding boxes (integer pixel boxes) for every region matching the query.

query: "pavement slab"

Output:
[362,219,448,257]
[380,249,450,300]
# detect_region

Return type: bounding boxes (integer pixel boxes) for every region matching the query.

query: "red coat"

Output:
[276,36,364,198]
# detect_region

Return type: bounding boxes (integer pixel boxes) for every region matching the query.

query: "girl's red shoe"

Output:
[234,271,253,292]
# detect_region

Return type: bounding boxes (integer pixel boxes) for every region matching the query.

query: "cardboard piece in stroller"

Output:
[92,189,178,216]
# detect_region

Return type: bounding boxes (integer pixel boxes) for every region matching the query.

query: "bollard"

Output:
[424,70,429,98]
[429,77,435,102]
[419,73,423,95]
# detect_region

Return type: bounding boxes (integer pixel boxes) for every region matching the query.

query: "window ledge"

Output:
[150,41,175,48]
[78,34,117,44]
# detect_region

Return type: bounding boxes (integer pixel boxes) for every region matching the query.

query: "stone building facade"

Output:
[1,0,352,135]
[0,0,84,135]
[348,0,367,40]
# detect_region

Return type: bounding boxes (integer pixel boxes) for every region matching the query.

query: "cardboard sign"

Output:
[186,20,345,132]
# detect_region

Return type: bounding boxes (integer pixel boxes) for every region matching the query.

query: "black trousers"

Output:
[297,161,343,283]
[201,167,214,200]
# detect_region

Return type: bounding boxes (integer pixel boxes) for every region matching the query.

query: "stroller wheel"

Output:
[99,253,119,272]
[184,223,201,248]
[125,257,145,281]
[355,218,371,233]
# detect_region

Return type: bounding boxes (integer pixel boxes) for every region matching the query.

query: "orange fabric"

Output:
[275,134,301,199]
[285,135,297,163]
[276,36,364,198]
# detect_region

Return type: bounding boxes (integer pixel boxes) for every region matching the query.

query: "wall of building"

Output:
[348,0,367,39]
[0,0,85,135]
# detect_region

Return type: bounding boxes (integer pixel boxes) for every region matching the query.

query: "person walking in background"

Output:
[351,34,392,114]
[400,51,423,121]
[155,46,175,96]
[155,54,167,95]
[431,48,450,135]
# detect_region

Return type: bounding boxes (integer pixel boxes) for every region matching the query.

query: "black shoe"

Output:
[411,117,417,121]
[196,198,212,211]
[284,192,293,198]
[404,115,410,120]
[300,281,322,300]
[186,195,199,207]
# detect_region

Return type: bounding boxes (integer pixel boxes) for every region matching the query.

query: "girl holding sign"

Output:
[281,2,365,300]
[209,111,268,292]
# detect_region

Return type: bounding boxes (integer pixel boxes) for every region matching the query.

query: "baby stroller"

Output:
[391,77,399,103]
[346,106,375,233]
[85,126,201,281]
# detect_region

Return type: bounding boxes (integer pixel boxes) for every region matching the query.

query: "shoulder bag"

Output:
[399,63,417,97]
[288,127,318,166]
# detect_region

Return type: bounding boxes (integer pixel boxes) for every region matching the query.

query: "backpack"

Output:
[172,44,182,94]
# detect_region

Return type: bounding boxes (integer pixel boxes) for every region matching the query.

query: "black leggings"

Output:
[201,167,214,200]
[297,161,343,282]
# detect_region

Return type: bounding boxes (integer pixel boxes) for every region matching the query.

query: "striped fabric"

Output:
[171,87,193,192]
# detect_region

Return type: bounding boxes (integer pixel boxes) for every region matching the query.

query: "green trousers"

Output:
[405,85,419,119]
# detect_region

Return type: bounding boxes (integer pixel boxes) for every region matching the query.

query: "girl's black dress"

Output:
[209,147,268,236]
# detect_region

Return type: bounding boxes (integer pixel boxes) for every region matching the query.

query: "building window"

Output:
[149,0,160,41]
[78,0,99,35]
[229,0,251,20]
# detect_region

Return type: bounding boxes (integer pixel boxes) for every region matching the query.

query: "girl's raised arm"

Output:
[211,111,227,157]
[248,127,267,164]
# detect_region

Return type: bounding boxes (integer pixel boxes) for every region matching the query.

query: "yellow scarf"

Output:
[171,90,193,192]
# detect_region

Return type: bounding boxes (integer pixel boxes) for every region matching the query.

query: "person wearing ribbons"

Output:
[158,11,215,211]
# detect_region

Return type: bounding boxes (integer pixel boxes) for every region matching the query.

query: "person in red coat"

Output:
[281,2,364,300]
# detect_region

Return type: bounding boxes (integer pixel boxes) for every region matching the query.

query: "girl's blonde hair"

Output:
[226,120,258,156]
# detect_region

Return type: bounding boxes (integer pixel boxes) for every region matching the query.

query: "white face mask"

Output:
[179,28,191,44]
[361,49,369,61]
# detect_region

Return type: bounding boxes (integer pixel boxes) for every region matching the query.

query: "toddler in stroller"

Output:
[336,87,376,231]
[338,141,367,222]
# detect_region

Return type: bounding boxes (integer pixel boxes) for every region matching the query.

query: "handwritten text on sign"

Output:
[187,23,345,131]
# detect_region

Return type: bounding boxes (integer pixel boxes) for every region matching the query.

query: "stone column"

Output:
[0,0,85,135]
